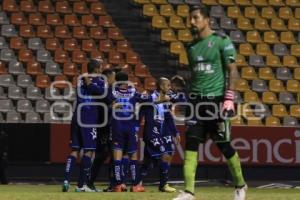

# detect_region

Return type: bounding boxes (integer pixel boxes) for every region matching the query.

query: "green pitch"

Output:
[0,184,300,200]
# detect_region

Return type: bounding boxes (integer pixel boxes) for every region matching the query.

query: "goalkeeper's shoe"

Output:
[159,184,176,193]
[75,185,96,192]
[130,184,145,192]
[172,190,195,200]
[234,185,247,200]
[62,181,70,192]
[86,183,101,192]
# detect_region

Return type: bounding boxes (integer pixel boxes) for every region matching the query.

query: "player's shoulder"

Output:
[212,30,228,39]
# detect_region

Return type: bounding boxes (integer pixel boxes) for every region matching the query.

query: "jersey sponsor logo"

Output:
[153,126,160,135]
[224,44,234,51]
[208,41,214,48]
[193,63,214,74]
[90,128,97,140]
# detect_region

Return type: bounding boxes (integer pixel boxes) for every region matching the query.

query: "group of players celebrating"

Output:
[62,4,248,200]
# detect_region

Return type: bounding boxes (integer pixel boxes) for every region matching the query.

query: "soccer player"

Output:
[62,59,105,192]
[173,5,247,200]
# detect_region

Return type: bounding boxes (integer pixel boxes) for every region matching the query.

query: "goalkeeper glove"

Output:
[221,90,235,118]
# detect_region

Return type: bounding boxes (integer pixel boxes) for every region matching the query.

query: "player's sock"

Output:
[113,160,122,185]
[78,155,92,188]
[183,150,198,194]
[64,155,76,182]
[89,153,105,185]
[159,160,170,189]
[121,157,129,183]
[227,152,246,187]
[129,159,139,185]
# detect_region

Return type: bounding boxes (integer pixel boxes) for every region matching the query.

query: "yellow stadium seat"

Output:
[247,118,263,126]
[252,0,268,6]
[235,78,250,91]
[259,67,275,80]
[236,54,248,66]
[283,55,300,68]
[202,0,218,5]
[133,0,151,4]
[161,29,177,42]
[262,7,276,19]
[269,0,285,7]
[241,66,257,80]
[227,6,241,19]
[235,0,251,6]
[230,117,245,126]
[152,15,168,29]
[218,0,235,6]
[245,6,259,19]
[177,5,189,18]
[263,91,278,104]
[287,80,300,93]
[254,17,271,31]
[272,104,288,117]
[256,43,271,56]
[239,43,254,56]
[280,31,297,44]
[160,4,175,17]
[267,54,282,68]
[291,44,300,57]
[178,29,193,42]
[151,0,168,4]
[143,4,158,17]
[244,90,260,102]
[279,7,294,20]
[186,17,191,28]
[264,31,280,44]
[265,116,281,127]
[296,8,300,19]
[170,41,184,55]
[271,18,287,31]
[287,0,300,7]
[288,18,300,32]
[179,50,188,65]
[169,15,186,29]
[247,30,262,44]
[290,105,300,118]
[294,68,300,80]
[269,79,285,92]
[237,17,253,31]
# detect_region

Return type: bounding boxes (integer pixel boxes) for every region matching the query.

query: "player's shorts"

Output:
[185,96,231,144]
[111,119,138,154]
[96,124,112,154]
[162,121,176,154]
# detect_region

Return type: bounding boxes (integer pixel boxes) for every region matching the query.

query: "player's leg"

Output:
[121,154,129,184]
[112,149,124,192]
[138,145,153,185]
[159,152,176,192]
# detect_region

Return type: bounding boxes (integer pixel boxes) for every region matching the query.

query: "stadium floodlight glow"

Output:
[50,80,73,100]
[77,102,108,128]
[50,101,73,121]
[77,73,108,99]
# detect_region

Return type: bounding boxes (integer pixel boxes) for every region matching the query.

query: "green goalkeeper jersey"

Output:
[187,32,236,97]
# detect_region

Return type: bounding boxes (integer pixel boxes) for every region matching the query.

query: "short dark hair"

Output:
[189,5,210,18]
[157,77,169,91]
[171,75,186,88]
[115,71,128,82]
[102,68,115,77]
[87,59,102,73]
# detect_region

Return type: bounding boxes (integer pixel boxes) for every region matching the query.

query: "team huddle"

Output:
[62,4,248,200]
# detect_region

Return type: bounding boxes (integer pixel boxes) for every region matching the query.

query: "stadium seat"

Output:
[17,74,33,88]
[253,0,268,6]
[126,51,139,65]
[10,12,27,25]
[20,25,36,38]
[90,27,106,40]
[254,18,271,31]
[179,50,188,65]
[73,2,89,14]
[236,54,248,66]
[28,38,43,50]
[26,60,43,76]
[169,0,185,5]
[286,0,300,7]
[269,0,285,7]
[265,116,281,127]
[210,18,220,30]
[1,24,17,37]
[109,50,125,65]
[36,75,51,88]
[82,15,97,27]
[99,15,115,28]
[63,87,76,101]
[291,44,300,57]
[18,48,34,62]
[264,31,280,44]
[0,86,7,99]
[239,43,254,56]
[6,111,22,123]
[283,116,299,127]
[29,13,45,26]
[178,29,193,42]
[249,55,265,67]
[8,85,25,100]
[45,38,61,52]
[243,90,259,102]
[276,68,292,81]
[235,78,249,91]
[64,14,80,27]
[21,0,36,13]
[227,6,241,19]
[45,61,62,76]
[143,4,158,17]
[108,28,124,40]
[294,68,300,80]
[144,77,157,91]
[38,1,55,13]
[26,86,42,100]
[37,25,54,39]
[266,54,282,67]
[0,74,14,87]
[55,49,70,64]
[161,29,177,42]
[283,55,299,68]
[55,1,72,14]
[258,67,273,80]
[256,43,271,56]
[99,39,114,53]
[64,38,80,52]
[279,92,296,105]
[37,49,52,63]
[151,0,168,4]
[219,0,235,6]
[262,91,278,104]
[54,75,69,89]
[272,104,288,117]
[0,99,14,112]
[73,26,89,39]
[241,66,257,80]
[245,6,259,19]
[90,50,104,60]
[235,0,251,6]
[170,41,184,55]
[290,105,300,118]
[117,40,131,53]
[247,118,263,126]
[253,104,271,118]
[135,63,151,78]
[271,18,287,31]
[46,14,63,26]
[288,18,300,32]
[3,0,19,12]
[280,31,297,44]
[160,4,175,17]
[230,117,244,126]
[169,15,186,29]
[25,112,41,123]
[0,48,16,62]
[63,63,79,77]
[246,30,262,44]
[177,5,189,18]
[185,0,201,5]
[230,30,245,43]
[269,79,285,92]
[43,112,56,123]
[279,7,293,20]
[261,7,276,19]
[72,50,87,64]
[90,2,107,16]
[0,37,8,49]
[82,39,97,52]
[273,44,288,56]
[17,99,33,113]
[9,60,25,75]
[55,26,72,39]
[10,37,25,50]
[0,61,8,75]
[220,17,236,30]
[201,0,218,5]
[251,79,267,93]
[287,80,300,93]
[0,12,9,25]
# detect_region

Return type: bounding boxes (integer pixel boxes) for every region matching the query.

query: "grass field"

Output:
[0,184,300,200]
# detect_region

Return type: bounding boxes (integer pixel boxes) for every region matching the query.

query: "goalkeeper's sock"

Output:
[78,155,92,188]
[159,160,170,189]
[129,159,139,185]
[183,150,198,194]
[64,155,76,182]
[121,157,129,183]
[113,160,122,185]
[227,152,246,187]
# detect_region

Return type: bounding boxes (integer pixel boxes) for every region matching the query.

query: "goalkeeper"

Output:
[173,5,247,200]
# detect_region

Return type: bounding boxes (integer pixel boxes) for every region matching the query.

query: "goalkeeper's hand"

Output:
[221,90,235,118]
